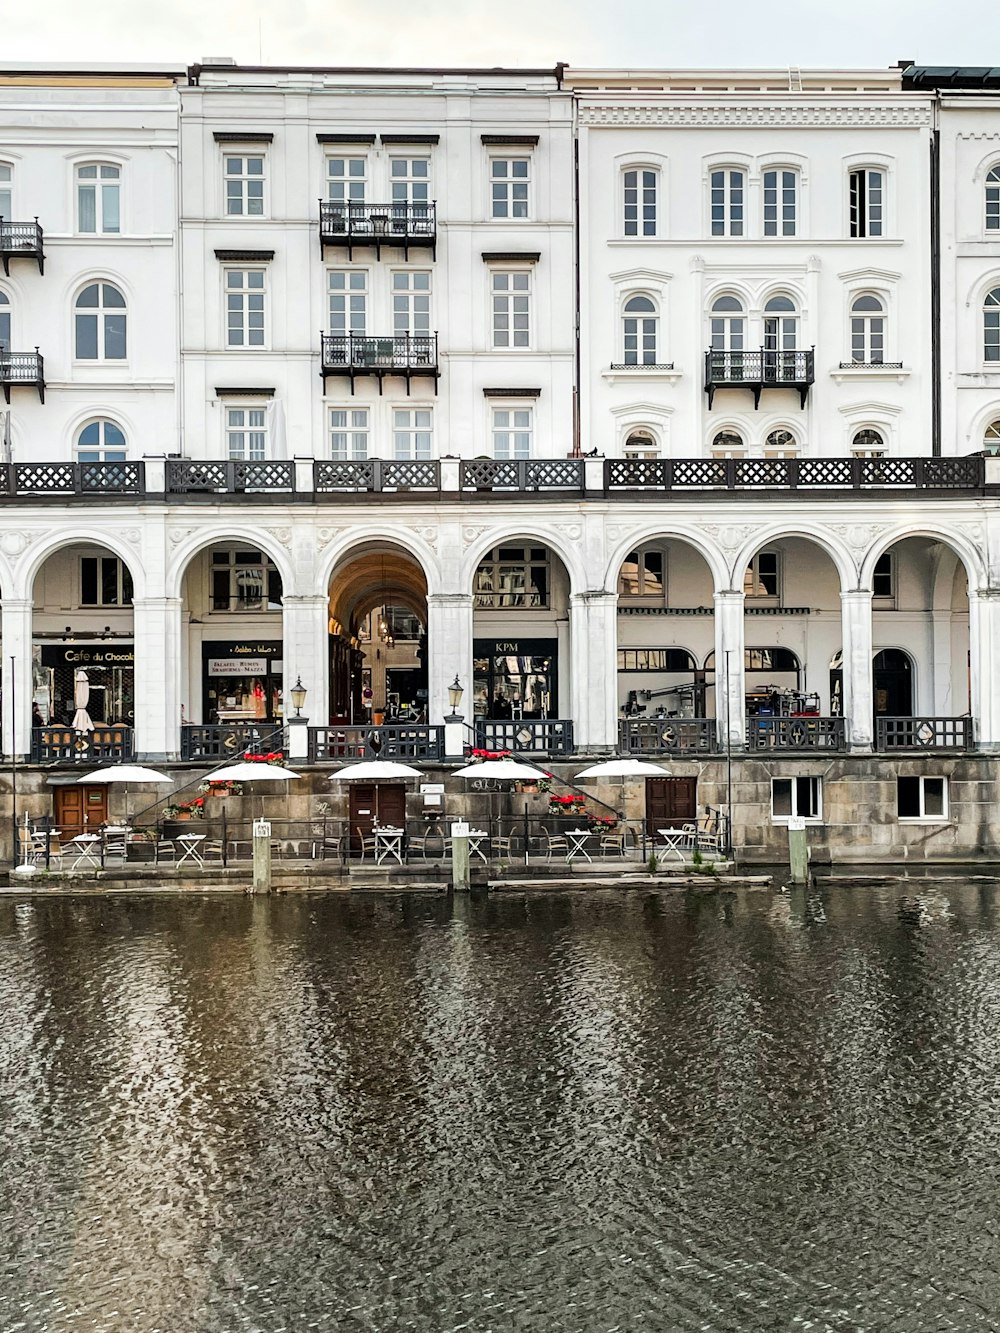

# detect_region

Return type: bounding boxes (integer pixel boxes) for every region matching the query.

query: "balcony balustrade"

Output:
[320,333,439,394]
[313,458,439,494]
[180,723,284,761]
[605,455,985,493]
[748,717,847,750]
[318,201,436,259]
[0,349,44,403]
[32,726,134,764]
[0,461,144,498]
[619,718,719,754]
[308,725,445,762]
[166,460,294,495]
[876,716,973,750]
[704,348,815,408]
[460,458,584,493]
[474,719,575,755]
[0,219,44,275]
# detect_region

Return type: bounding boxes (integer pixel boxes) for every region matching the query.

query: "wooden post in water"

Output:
[451,820,470,892]
[786,815,808,885]
[253,817,272,894]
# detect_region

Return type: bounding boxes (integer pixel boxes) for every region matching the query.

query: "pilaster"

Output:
[1,600,33,759]
[841,590,874,750]
[713,590,745,749]
[569,591,618,752]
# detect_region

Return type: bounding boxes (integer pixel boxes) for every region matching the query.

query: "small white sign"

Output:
[420,783,445,795]
[787,816,806,832]
[253,819,272,837]
[208,657,269,676]
[450,821,469,837]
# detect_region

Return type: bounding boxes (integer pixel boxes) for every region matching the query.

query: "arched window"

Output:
[987,165,1000,232]
[763,294,799,379]
[850,293,885,364]
[711,428,744,457]
[710,294,745,378]
[622,295,658,365]
[985,288,1000,362]
[623,167,658,237]
[852,427,886,457]
[624,429,658,459]
[0,163,11,220]
[763,167,798,236]
[76,162,120,234]
[764,428,798,457]
[77,419,127,462]
[75,282,126,361]
[984,420,1000,455]
[0,289,9,352]
[710,167,746,236]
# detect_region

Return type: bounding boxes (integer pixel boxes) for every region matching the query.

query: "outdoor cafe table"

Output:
[176,833,207,869]
[374,826,404,865]
[566,828,594,863]
[657,827,690,862]
[65,833,101,870]
[467,829,489,864]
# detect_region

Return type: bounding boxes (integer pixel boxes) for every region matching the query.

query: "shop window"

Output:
[772,776,822,821]
[474,545,549,609]
[211,549,282,612]
[744,551,780,601]
[618,548,665,600]
[80,555,133,607]
[897,775,948,821]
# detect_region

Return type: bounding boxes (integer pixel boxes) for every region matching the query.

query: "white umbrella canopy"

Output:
[77,764,173,785]
[72,669,94,733]
[452,758,543,780]
[575,758,668,779]
[329,760,422,781]
[210,761,301,783]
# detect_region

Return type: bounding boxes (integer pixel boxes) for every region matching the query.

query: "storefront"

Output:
[202,640,283,723]
[473,638,558,719]
[35,643,134,726]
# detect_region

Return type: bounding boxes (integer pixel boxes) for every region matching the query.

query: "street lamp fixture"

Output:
[290,676,307,719]
[446,675,464,723]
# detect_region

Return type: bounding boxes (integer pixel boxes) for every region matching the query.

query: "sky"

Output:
[6,0,1000,71]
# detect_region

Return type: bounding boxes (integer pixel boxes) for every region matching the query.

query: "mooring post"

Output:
[451,819,470,892]
[786,815,808,885]
[252,816,272,894]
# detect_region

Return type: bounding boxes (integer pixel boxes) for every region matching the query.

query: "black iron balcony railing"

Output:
[619,718,719,754]
[605,455,985,493]
[704,348,815,408]
[748,717,847,750]
[460,458,585,492]
[320,332,439,394]
[166,460,295,495]
[474,719,575,755]
[0,218,44,275]
[876,716,973,750]
[0,461,144,497]
[318,200,437,258]
[313,458,440,494]
[0,349,44,403]
[309,725,445,762]
[32,726,134,764]
[180,723,283,761]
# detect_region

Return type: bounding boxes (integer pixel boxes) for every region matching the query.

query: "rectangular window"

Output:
[617,549,665,600]
[211,549,282,613]
[763,169,797,236]
[988,170,1000,232]
[490,157,530,218]
[0,163,11,220]
[392,408,432,459]
[327,157,367,206]
[897,775,948,821]
[710,168,745,237]
[492,406,532,459]
[328,270,367,335]
[330,407,369,460]
[80,556,133,607]
[744,551,780,601]
[226,269,266,347]
[849,168,883,238]
[474,545,549,609]
[617,649,694,672]
[392,270,431,335]
[771,776,822,821]
[492,270,530,348]
[873,553,895,600]
[226,406,267,461]
[224,154,265,216]
[623,168,657,237]
[77,163,120,234]
[390,157,430,206]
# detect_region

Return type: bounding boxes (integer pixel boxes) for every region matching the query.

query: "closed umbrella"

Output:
[72,669,94,733]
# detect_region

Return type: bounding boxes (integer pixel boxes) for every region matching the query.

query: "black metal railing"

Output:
[609,361,675,371]
[618,718,719,754]
[313,458,440,493]
[460,458,585,492]
[180,723,284,761]
[838,360,905,370]
[318,201,436,253]
[704,348,814,407]
[308,724,445,762]
[876,716,973,750]
[320,333,438,374]
[166,460,295,495]
[474,719,575,755]
[0,349,44,401]
[0,218,44,274]
[604,455,985,492]
[31,726,134,763]
[0,461,144,496]
[747,717,847,750]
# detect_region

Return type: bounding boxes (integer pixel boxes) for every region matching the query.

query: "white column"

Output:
[841,589,874,750]
[1,600,33,758]
[280,594,330,730]
[569,591,618,752]
[132,597,183,760]
[969,590,1000,751]
[427,592,473,727]
[713,590,745,749]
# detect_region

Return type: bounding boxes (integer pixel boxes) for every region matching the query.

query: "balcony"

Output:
[604,455,985,494]
[619,718,719,754]
[318,201,437,259]
[0,349,44,403]
[180,723,284,761]
[748,717,847,750]
[166,460,294,496]
[320,333,439,395]
[0,219,44,275]
[704,348,815,409]
[308,725,445,762]
[460,458,584,493]
[314,459,439,494]
[0,461,143,498]
[876,717,973,750]
[474,719,575,755]
[32,726,134,764]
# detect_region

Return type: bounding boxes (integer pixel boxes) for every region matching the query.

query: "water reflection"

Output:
[1,885,999,1331]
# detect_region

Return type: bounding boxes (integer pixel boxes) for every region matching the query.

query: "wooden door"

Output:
[54,785,108,839]
[645,776,697,839]
[348,783,406,852]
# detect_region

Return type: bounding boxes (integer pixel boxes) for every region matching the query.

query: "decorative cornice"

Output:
[483,387,542,397]
[214,386,275,397]
[315,133,376,145]
[213,131,274,143]
[579,103,932,129]
[214,248,275,262]
[481,251,540,263]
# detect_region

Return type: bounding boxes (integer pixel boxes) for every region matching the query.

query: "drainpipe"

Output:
[930,113,942,456]
[572,129,582,456]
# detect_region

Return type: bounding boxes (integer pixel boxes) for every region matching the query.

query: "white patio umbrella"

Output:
[72,668,95,733]
[77,762,173,825]
[329,759,421,824]
[574,757,668,819]
[210,761,301,783]
[452,757,547,860]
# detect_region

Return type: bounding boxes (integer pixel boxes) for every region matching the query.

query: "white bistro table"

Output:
[176,834,207,869]
[656,827,690,863]
[466,830,490,864]
[374,826,404,866]
[566,828,594,863]
[66,833,102,870]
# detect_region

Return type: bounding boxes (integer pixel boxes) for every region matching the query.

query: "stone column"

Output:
[569,591,618,753]
[969,590,1000,751]
[841,589,874,750]
[713,590,745,749]
[426,592,473,728]
[280,594,330,731]
[132,597,183,760]
[1,600,33,758]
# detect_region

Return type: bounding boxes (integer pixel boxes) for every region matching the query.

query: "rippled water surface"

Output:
[2,886,1000,1332]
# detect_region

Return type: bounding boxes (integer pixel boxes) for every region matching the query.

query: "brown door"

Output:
[348,783,406,852]
[645,776,697,839]
[54,785,108,839]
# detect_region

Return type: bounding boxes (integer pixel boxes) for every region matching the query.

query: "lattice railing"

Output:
[31,726,134,763]
[618,718,719,754]
[3,461,144,496]
[474,719,575,755]
[180,724,285,761]
[166,460,295,494]
[747,717,847,750]
[605,456,985,492]
[309,725,445,761]
[460,459,585,492]
[314,459,439,493]
[876,717,973,750]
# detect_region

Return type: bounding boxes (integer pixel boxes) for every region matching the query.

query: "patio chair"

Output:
[543,827,571,862]
[354,826,378,860]
[410,826,450,860]
[600,826,630,858]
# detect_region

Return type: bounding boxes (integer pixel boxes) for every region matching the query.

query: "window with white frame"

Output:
[849,167,883,237]
[329,407,370,460]
[225,405,268,460]
[491,270,530,348]
[624,429,659,458]
[897,775,948,821]
[327,156,367,206]
[744,550,780,601]
[0,288,8,352]
[763,168,798,236]
[328,270,367,336]
[491,405,532,459]
[710,294,746,373]
[873,553,895,601]
[474,545,549,609]
[984,420,1000,454]
[77,419,126,462]
[75,282,127,360]
[772,776,822,821]
[392,270,431,335]
[390,157,430,207]
[710,167,746,236]
[851,294,885,364]
[764,428,798,457]
[81,555,133,607]
[211,548,282,613]
[623,168,657,237]
[76,163,120,234]
[711,428,745,457]
[224,154,265,216]
[987,166,1000,232]
[852,427,886,457]
[0,164,11,220]
[392,407,432,459]
[763,294,799,378]
[618,547,665,601]
[985,288,1000,362]
[225,269,266,348]
[622,295,658,364]
[490,157,530,219]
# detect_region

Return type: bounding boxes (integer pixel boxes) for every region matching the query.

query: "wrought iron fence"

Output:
[166,460,295,495]
[0,349,44,390]
[474,719,575,755]
[876,716,973,750]
[460,458,585,492]
[747,717,847,750]
[0,461,145,496]
[0,219,44,273]
[704,349,815,384]
[320,333,438,372]
[180,724,285,761]
[31,726,134,763]
[319,201,436,246]
[618,718,719,754]
[605,455,985,492]
[308,724,445,761]
[313,459,440,493]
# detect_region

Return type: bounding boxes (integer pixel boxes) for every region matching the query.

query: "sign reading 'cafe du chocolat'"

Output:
[40,644,135,668]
